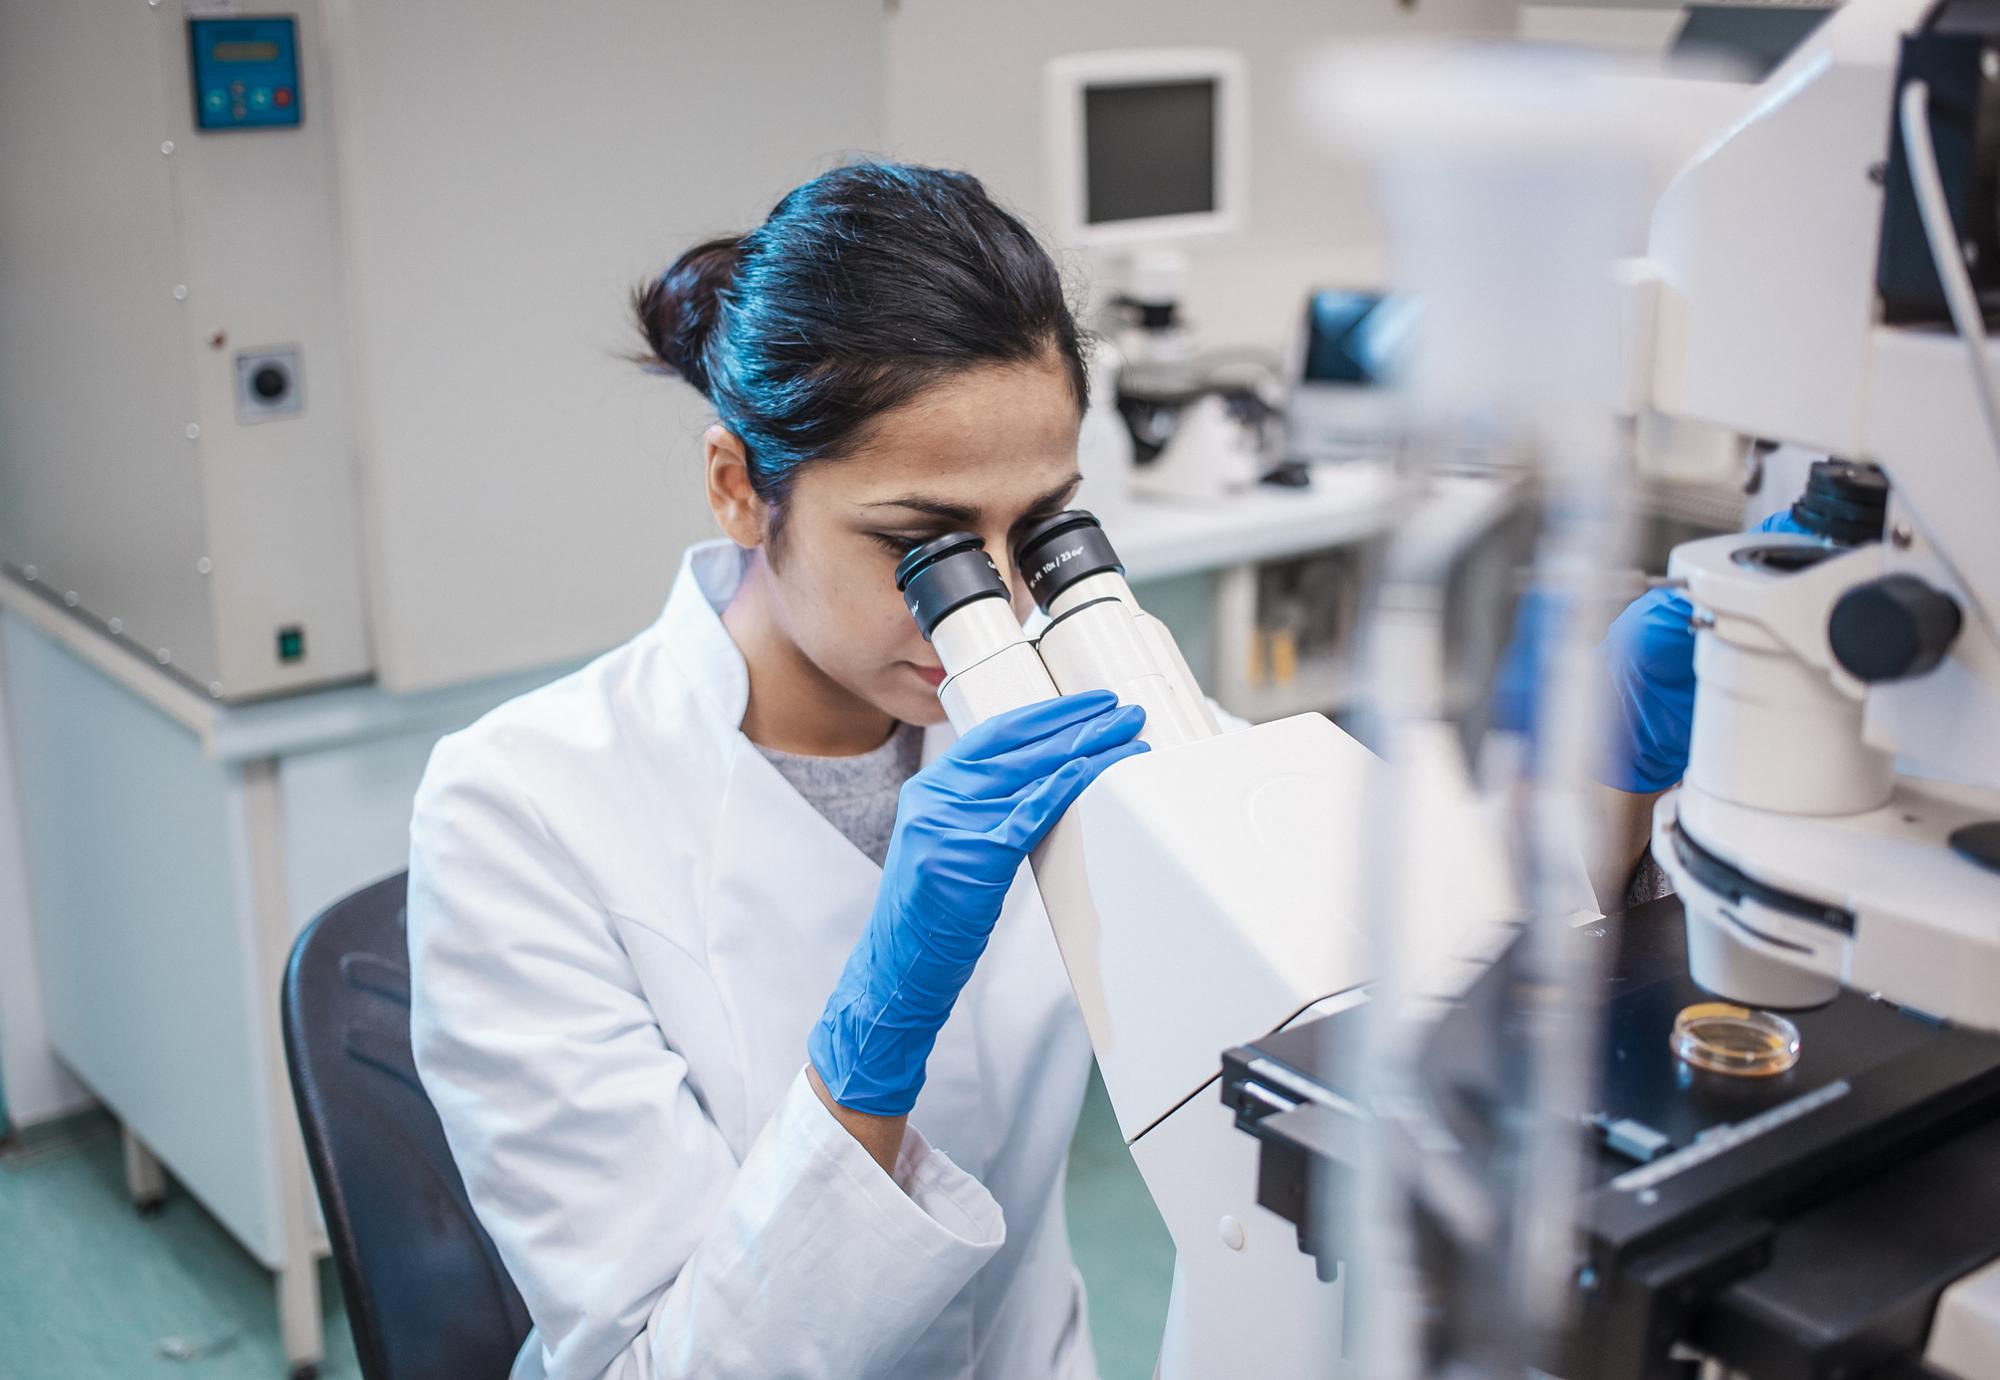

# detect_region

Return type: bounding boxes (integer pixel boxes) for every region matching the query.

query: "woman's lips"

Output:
[916,664,947,687]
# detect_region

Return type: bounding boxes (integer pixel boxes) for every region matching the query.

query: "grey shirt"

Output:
[754,722,925,867]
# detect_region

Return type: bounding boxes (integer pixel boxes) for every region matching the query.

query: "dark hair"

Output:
[634,162,1088,523]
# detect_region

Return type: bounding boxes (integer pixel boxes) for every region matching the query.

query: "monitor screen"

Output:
[1301,291,1415,387]
[1083,79,1218,225]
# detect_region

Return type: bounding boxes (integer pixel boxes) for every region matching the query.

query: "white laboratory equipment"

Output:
[1045,47,1257,480]
[1607,6,2000,1369]
[1623,0,2000,1043]
[895,511,1516,1378]
[1075,337,1139,517]
[0,2,886,702]
[1043,47,1247,253]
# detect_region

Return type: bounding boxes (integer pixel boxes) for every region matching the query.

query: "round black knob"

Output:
[1828,574,1962,682]
[252,365,290,400]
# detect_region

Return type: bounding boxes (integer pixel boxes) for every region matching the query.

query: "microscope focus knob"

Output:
[1828,574,1963,682]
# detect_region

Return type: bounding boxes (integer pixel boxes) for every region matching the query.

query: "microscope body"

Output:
[896,515,1509,1376]
[1037,711,1363,1376]
[1654,526,2000,1027]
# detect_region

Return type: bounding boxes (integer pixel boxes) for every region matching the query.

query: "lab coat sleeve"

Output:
[407,733,1004,1380]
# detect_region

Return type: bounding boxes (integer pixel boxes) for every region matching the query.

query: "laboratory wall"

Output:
[319,0,889,695]
[883,0,1515,352]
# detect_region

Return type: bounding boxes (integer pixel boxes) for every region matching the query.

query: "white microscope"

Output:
[893,512,1510,1378]
[1635,0,2000,1033]
[896,515,1351,1377]
[1571,3,2000,1372]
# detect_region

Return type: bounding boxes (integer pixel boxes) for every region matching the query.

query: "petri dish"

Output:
[1671,1002,1802,1078]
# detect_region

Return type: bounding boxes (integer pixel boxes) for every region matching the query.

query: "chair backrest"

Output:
[282,871,533,1380]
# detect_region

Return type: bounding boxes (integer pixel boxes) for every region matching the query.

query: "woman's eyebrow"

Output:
[1024,475,1084,511]
[862,474,1081,525]
[862,495,980,523]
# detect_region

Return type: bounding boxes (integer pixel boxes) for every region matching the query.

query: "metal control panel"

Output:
[188,16,301,131]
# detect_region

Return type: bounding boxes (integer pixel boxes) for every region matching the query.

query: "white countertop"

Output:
[1106,460,1403,583]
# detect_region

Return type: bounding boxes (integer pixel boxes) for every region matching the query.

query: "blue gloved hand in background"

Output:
[1492,582,1561,741]
[810,690,1148,1116]
[1598,509,1814,793]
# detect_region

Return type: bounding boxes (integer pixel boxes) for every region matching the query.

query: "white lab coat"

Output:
[408,541,1099,1380]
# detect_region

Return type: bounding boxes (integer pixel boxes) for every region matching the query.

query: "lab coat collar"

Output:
[652,539,755,734]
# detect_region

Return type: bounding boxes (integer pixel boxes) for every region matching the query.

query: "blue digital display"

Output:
[1302,291,1418,386]
[189,16,301,132]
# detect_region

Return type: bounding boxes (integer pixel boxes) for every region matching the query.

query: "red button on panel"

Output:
[275,87,293,107]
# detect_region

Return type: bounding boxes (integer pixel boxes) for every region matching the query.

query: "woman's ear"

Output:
[704,424,769,549]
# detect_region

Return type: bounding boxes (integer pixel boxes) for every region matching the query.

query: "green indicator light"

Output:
[277,626,305,663]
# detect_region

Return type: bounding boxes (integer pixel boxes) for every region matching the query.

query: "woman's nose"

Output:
[991,553,1019,601]
[980,545,1034,621]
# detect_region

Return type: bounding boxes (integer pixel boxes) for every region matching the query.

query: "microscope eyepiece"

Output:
[895,532,1008,641]
[1014,510,1125,614]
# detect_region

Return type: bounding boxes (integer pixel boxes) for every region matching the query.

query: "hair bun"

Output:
[633,235,743,398]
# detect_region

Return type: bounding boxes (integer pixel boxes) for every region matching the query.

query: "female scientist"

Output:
[407,162,1150,1380]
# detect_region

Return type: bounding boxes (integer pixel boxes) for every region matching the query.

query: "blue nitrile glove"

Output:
[809,691,1149,1116]
[1597,510,1814,792]
[1493,584,1562,739]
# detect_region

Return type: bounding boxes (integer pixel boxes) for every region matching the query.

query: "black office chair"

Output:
[282,871,533,1380]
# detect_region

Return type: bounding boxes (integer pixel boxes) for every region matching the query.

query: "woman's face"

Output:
[751,359,1083,729]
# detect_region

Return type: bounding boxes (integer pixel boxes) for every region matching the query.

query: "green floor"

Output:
[1066,1068,1176,1378]
[0,1113,358,1378]
[0,1068,1173,1379]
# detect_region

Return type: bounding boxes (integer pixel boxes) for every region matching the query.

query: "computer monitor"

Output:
[1045,49,1247,248]
[1286,289,1418,459]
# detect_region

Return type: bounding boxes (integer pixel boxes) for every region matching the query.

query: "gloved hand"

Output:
[809,691,1148,1116]
[1598,509,1814,792]
[1492,583,1562,739]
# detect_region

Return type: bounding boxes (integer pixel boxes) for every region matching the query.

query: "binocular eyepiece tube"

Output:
[1015,513,1221,741]
[895,513,1220,745]
[896,534,1060,730]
